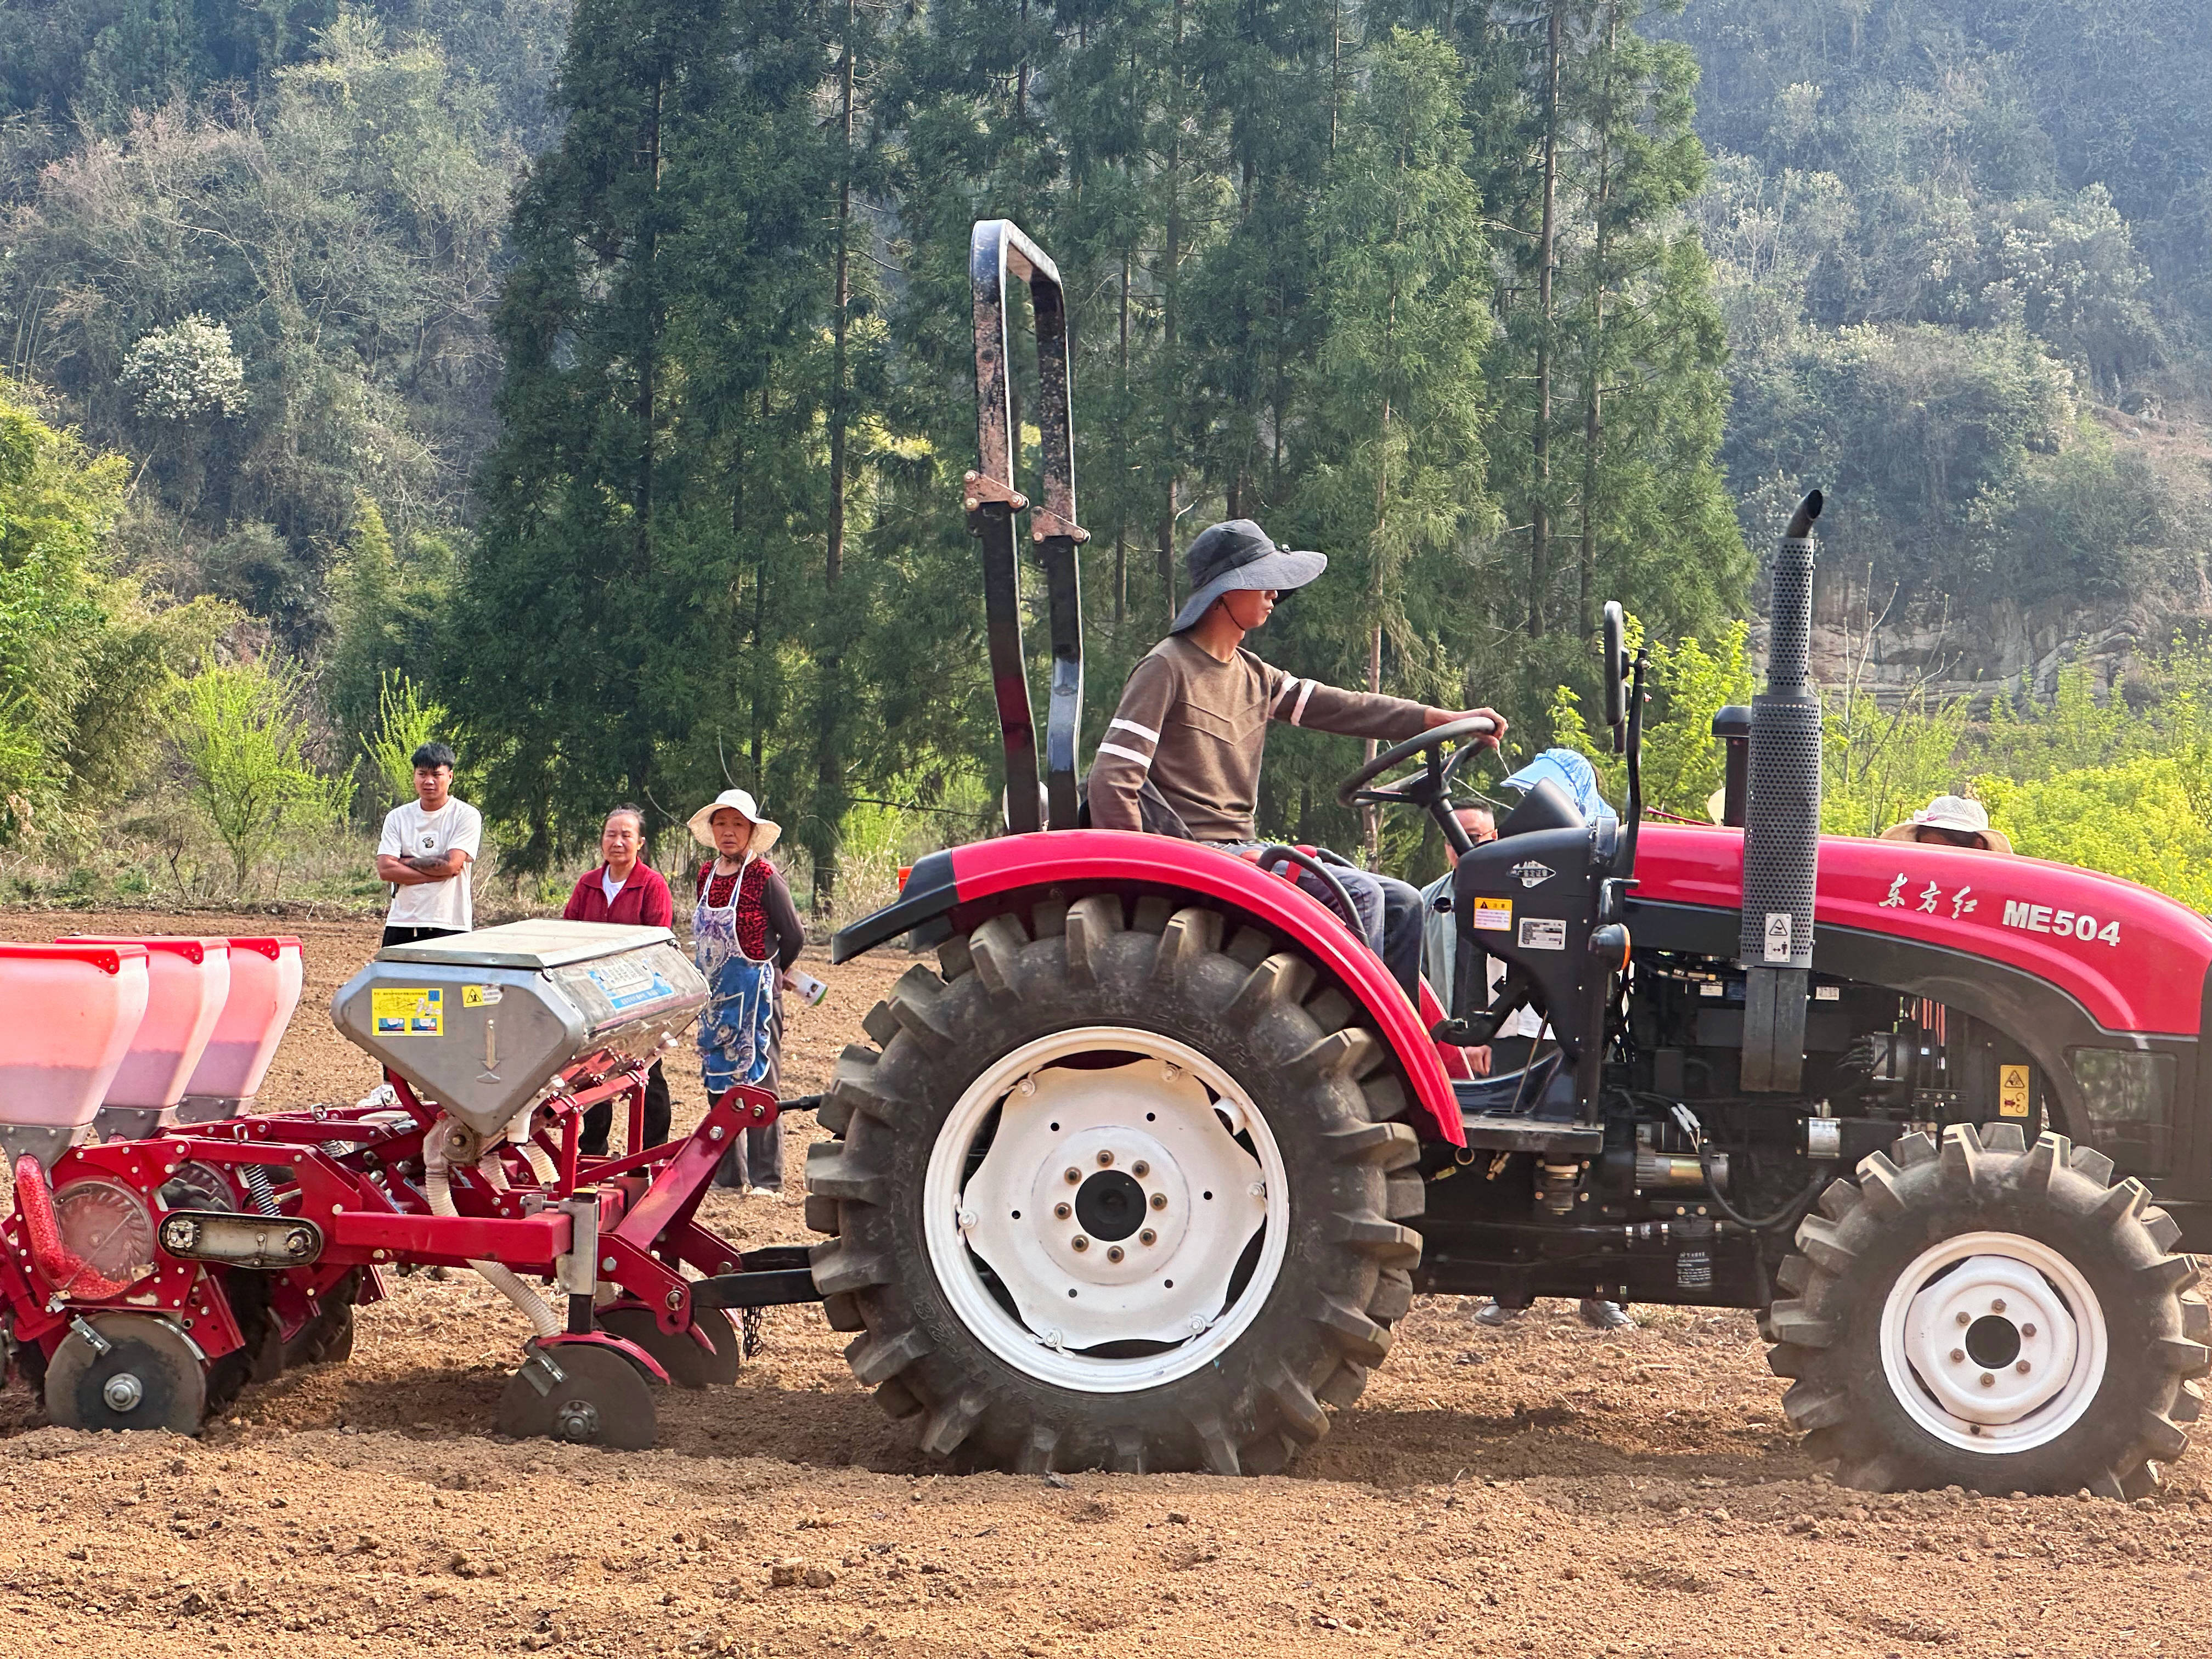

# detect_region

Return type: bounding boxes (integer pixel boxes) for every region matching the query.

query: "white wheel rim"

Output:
[923,1026,1288,1393]
[1878,1229,2108,1453]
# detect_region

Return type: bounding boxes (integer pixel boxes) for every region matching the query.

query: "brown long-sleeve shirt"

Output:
[1087,635,1432,840]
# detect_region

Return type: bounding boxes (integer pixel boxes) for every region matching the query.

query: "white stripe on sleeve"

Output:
[1272,676,1305,719]
[1094,742,1154,770]
[1290,679,1318,726]
[1107,717,1161,746]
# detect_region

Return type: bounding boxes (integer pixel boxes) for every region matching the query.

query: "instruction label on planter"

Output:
[2000,1063,2032,1118]
[371,986,444,1036]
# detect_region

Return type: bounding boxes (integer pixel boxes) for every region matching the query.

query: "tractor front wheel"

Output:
[1768,1122,2209,1496]
[808,894,1424,1474]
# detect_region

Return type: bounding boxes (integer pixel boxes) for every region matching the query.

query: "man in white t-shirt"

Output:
[375,742,483,947]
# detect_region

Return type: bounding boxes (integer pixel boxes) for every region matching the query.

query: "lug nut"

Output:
[1955,1311,1971,1327]
[1107,1246,1125,1263]
[1054,1202,1072,1220]
[1071,1236,1089,1252]
[1979,1372,1995,1387]
[1133,1161,1149,1177]
[1139,1228,1157,1246]
[1065,1167,1081,1184]
[1949,1348,1965,1363]
[1097,1149,1115,1167]
[1149,1192,1167,1211]
[2021,1323,2037,1339]
[1991,1298,2007,1314]
[2015,1359,2031,1374]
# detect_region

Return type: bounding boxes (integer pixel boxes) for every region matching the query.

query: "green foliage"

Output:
[168,654,352,892]
[0,390,228,845]
[359,669,447,814]
[1551,617,1756,817]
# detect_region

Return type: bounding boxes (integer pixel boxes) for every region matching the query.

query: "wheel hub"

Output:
[101,1372,144,1413]
[929,1029,1286,1391]
[553,1398,602,1443]
[1881,1231,2107,1452]
[1904,1252,2079,1425]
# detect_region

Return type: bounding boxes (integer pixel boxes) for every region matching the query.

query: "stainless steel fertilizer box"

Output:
[331,921,708,1137]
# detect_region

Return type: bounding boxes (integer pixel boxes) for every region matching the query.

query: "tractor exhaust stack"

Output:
[1739,489,1824,1093]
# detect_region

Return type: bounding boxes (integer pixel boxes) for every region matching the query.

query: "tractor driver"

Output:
[1086,518,1505,1001]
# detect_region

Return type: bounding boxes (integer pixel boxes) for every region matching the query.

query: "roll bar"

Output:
[968,220,1086,833]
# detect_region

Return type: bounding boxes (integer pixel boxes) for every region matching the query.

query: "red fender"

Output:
[906,831,1466,1146]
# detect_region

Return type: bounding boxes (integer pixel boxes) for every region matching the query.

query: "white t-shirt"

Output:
[602,867,627,904]
[378,797,483,931]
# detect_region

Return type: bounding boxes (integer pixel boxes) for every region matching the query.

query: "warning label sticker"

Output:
[1469,897,1513,933]
[371,986,444,1036]
[462,984,503,1007]
[2000,1062,2032,1119]
[1518,917,1566,951]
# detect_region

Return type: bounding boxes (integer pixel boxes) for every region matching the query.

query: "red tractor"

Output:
[809,221,2211,1496]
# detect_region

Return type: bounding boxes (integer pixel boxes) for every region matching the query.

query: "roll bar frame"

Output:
[968,219,1086,834]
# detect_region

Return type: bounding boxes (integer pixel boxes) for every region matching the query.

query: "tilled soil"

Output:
[1,907,2209,1658]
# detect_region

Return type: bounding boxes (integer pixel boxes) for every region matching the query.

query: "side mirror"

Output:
[1601,601,1628,752]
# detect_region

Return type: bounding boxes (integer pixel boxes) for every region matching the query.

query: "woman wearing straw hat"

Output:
[1878,794,2013,854]
[686,788,807,1194]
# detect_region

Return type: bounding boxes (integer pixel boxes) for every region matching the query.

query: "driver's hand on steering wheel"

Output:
[1423,706,1508,750]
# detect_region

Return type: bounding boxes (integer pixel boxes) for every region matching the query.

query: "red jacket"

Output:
[562,863,675,928]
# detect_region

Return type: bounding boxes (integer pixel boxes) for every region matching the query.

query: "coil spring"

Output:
[241,1163,280,1216]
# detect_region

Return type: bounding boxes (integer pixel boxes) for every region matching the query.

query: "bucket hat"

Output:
[1878,793,2011,854]
[686,788,782,855]
[1169,520,1328,634]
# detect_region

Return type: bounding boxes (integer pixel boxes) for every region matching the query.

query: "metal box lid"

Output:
[375,919,675,971]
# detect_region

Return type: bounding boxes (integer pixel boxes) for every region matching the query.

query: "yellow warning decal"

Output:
[1470,897,1513,933]
[371,986,444,1037]
[1999,1063,2031,1118]
[461,984,503,1007]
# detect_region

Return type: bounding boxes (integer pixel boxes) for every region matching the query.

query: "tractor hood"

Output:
[1633,822,2212,1038]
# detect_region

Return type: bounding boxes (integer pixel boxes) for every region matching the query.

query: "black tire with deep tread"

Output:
[1768,1121,2211,1496]
[808,895,1424,1474]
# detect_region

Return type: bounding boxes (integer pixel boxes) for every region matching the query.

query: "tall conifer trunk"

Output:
[1529,0,1561,640]
[815,0,857,914]
[1581,7,1615,641]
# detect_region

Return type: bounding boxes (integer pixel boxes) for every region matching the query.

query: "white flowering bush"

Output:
[120,315,247,424]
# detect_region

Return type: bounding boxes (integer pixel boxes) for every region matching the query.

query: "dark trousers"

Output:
[580,1060,672,1156]
[380,924,461,950]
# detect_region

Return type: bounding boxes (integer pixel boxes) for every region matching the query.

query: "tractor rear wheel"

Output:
[1768,1122,2209,1496]
[807,895,1424,1474]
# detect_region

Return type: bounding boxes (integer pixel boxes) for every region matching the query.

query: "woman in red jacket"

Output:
[563,804,676,1153]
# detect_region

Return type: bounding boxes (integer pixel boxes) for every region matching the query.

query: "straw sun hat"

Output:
[1878,794,2012,855]
[686,788,782,856]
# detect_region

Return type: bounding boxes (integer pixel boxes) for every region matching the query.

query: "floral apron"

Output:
[694,856,777,1098]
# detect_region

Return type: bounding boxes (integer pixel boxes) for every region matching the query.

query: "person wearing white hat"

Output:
[686,789,807,1194]
[1878,794,2013,855]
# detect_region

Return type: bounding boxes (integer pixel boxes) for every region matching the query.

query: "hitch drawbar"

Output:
[689,1245,822,1310]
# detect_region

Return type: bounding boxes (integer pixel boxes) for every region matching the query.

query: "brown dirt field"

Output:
[1,907,2209,1659]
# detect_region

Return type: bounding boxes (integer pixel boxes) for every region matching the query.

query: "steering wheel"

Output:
[1334,715,1498,809]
